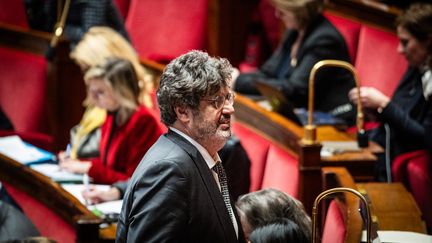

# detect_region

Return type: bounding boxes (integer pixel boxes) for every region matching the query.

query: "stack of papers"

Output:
[30,163,84,183]
[0,135,55,164]
[361,230,432,243]
[62,184,123,215]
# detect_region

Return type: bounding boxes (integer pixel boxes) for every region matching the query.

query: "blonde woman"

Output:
[59,58,163,184]
[67,26,155,160]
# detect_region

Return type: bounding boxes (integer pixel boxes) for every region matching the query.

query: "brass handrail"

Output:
[312,187,372,243]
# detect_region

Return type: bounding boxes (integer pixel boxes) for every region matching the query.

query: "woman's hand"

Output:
[348,86,390,110]
[82,185,121,204]
[59,155,92,174]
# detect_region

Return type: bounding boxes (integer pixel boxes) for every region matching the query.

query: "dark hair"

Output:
[249,218,308,243]
[396,3,432,43]
[270,0,323,28]
[157,50,233,125]
[236,188,311,242]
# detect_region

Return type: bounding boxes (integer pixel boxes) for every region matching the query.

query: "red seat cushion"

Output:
[261,144,299,198]
[324,12,361,63]
[322,200,347,243]
[114,0,131,19]
[233,122,270,192]
[355,26,407,97]
[3,183,76,242]
[125,0,207,63]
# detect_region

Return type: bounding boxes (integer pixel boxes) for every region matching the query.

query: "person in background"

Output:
[82,134,251,203]
[25,0,129,48]
[67,26,154,160]
[59,58,163,184]
[233,0,355,124]
[116,50,246,242]
[249,218,308,243]
[348,3,432,181]
[236,188,311,242]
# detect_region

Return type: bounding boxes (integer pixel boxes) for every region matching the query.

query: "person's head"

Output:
[157,50,235,156]
[84,57,140,124]
[236,188,311,242]
[270,0,323,30]
[396,3,432,68]
[249,218,308,243]
[70,26,153,107]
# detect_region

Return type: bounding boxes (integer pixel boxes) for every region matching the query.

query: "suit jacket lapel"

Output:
[165,130,239,240]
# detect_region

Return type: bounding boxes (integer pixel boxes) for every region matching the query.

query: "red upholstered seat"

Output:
[321,200,347,243]
[125,0,207,63]
[0,47,52,150]
[260,144,299,198]
[325,12,361,63]
[3,183,76,243]
[0,0,29,29]
[233,122,270,192]
[392,150,432,232]
[233,121,299,197]
[355,26,407,97]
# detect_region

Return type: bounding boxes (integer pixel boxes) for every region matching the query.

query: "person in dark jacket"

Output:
[234,0,356,124]
[348,3,432,181]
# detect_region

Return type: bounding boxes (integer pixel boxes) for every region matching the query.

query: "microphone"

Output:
[301,60,368,148]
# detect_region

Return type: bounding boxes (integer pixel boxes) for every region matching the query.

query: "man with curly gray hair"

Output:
[116,50,246,243]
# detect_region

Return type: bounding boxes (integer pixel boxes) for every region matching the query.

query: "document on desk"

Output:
[0,135,55,164]
[361,230,432,243]
[62,184,123,214]
[30,163,83,183]
[320,141,361,157]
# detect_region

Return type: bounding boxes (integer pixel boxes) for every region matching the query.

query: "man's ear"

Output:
[174,106,191,123]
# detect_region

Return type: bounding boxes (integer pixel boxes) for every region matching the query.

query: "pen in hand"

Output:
[83,173,90,206]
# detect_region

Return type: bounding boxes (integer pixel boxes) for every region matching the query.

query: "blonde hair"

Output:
[70,26,154,108]
[84,58,140,125]
[270,0,323,28]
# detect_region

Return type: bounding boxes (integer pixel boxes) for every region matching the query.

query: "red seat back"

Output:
[321,200,347,243]
[0,47,49,134]
[325,12,361,63]
[355,26,407,97]
[393,150,432,232]
[3,183,76,242]
[261,144,299,198]
[0,0,29,29]
[125,0,208,63]
[233,122,270,192]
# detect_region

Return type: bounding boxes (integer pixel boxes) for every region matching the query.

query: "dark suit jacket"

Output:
[373,67,432,158]
[235,15,356,123]
[116,130,246,243]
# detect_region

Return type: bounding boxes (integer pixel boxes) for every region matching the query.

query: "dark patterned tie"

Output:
[212,161,234,223]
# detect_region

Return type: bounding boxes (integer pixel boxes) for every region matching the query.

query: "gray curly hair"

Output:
[157,50,233,125]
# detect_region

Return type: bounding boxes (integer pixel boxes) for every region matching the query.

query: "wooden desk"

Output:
[357,182,427,233]
[0,152,115,241]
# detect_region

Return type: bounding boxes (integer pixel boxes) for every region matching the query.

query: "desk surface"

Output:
[357,182,427,234]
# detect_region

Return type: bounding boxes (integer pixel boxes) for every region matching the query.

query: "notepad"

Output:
[0,135,55,164]
[30,163,84,183]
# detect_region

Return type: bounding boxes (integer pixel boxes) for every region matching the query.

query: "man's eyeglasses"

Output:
[203,92,235,110]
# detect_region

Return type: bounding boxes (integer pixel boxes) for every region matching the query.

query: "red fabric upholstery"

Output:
[355,26,407,97]
[0,47,52,150]
[321,200,347,243]
[3,183,76,242]
[325,12,361,63]
[0,0,29,29]
[261,144,299,198]
[233,122,270,192]
[114,0,131,19]
[393,150,432,232]
[233,121,299,197]
[0,47,49,134]
[125,0,207,63]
